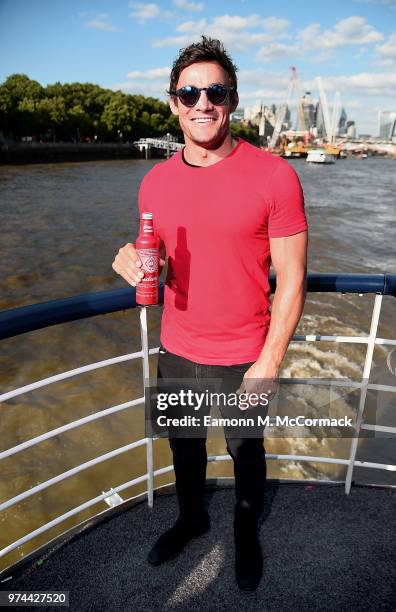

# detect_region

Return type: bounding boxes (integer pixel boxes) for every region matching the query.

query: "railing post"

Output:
[345,294,383,494]
[139,307,154,508]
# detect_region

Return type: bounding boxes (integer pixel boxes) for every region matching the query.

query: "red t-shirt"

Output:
[138,137,308,365]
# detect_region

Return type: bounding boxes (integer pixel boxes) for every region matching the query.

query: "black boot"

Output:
[234,505,263,591]
[147,510,210,566]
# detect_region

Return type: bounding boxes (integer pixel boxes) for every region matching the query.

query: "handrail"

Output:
[1,272,395,567]
[1,273,395,341]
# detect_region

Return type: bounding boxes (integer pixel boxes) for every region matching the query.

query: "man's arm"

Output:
[245,230,308,380]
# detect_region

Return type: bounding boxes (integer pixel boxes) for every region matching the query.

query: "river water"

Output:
[0,155,395,571]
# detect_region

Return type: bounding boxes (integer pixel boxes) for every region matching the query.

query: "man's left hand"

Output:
[237,361,279,409]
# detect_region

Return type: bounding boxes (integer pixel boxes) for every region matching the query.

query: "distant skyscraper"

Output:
[244,104,262,121]
[284,106,292,130]
[338,108,348,135]
[378,111,396,140]
[346,121,356,138]
[315,101,325,137]
[301,92,316,131]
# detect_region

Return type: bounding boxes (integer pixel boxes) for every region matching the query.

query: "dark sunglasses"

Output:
[170,83,235,107]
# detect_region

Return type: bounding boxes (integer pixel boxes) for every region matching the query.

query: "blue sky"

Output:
[1,0,395,134]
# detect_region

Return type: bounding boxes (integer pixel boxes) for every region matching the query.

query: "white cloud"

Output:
[238,69,288,87]
[352,0,396,8]
[127,67,171,79]
[298,17,383,50]
[253,16,384,64]
[297,23,321,46]
[153,35,193,47]
[310,72,396,98]
[116,67,171,97]
[256,43,301,62]
[85,13,120,32]
[129,2,161,23]
[262,16,290,33]
[153,13,289,51]
[153,14,383,60]
[113,81,168,96]
[172,0,204,11]
[163,10,177,20]
[154,31,273,52]
[374,34,396,65]
[340,99,361,109]
[176,19,207,32]
[210,14,262,29]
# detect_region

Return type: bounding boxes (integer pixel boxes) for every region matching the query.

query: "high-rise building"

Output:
[284,106,292,130]
[378,111,396,140]
[300,92,316,131]
[346,121,356,139]
[244,104,262,122]
[315,101,325,137]
[338,108,348,135]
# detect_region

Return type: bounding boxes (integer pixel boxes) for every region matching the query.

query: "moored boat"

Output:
[307,149,336,164]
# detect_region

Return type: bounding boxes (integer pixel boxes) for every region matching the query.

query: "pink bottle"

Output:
[135,212,158,305]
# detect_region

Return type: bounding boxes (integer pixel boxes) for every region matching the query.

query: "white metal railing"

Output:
[1,295,396,564]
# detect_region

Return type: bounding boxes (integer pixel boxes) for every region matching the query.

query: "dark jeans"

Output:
[157,345,267,522]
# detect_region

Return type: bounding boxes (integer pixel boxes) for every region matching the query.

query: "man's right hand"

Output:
[112,242,166,286]
[112,243,144,287]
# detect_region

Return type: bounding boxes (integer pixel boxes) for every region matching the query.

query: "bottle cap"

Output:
[142,212,153,219]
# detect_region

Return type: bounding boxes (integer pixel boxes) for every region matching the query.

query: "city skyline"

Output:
[1,0,395,135]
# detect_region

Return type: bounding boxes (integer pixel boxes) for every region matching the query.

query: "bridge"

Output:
[133,135,184,159]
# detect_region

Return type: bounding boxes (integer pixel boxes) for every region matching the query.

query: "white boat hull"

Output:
[307,151,335,164]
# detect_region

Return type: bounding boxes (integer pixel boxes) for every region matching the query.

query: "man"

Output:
[112,36,308,591]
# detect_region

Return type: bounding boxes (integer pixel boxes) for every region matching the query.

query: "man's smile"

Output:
[191,117,217,123]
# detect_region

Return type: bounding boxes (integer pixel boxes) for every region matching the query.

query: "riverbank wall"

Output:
[0,142,164,164]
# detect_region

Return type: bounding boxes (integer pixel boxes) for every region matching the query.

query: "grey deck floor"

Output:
[4,483,396,611]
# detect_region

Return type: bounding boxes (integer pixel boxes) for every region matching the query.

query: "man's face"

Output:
[169,61,239,148]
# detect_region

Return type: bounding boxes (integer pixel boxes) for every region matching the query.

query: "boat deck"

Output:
[4,482,395,611]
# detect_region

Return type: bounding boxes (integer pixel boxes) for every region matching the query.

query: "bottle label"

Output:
[136,248,158,300]
[142,222,153,233]
[137,248,157,273]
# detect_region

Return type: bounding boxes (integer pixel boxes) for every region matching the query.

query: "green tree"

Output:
[101,92,136,139]
[0,74,184,142]
[37,96,67,141]
[0,74,44,138]
[231,122,259,145]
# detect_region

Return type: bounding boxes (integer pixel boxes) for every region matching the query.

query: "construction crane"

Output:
[269,66,306,149]
[316,76,332,142]
[330,91,341,145]
[316,76,342,145]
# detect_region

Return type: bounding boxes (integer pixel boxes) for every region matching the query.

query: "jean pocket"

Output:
[227,362,255,375]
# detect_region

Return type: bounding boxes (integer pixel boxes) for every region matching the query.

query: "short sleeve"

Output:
[267,161,308,238]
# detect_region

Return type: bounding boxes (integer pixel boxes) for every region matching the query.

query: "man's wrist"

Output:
[254,357,280,378]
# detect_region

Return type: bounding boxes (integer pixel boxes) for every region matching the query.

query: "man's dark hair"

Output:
[167,35,238,97]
